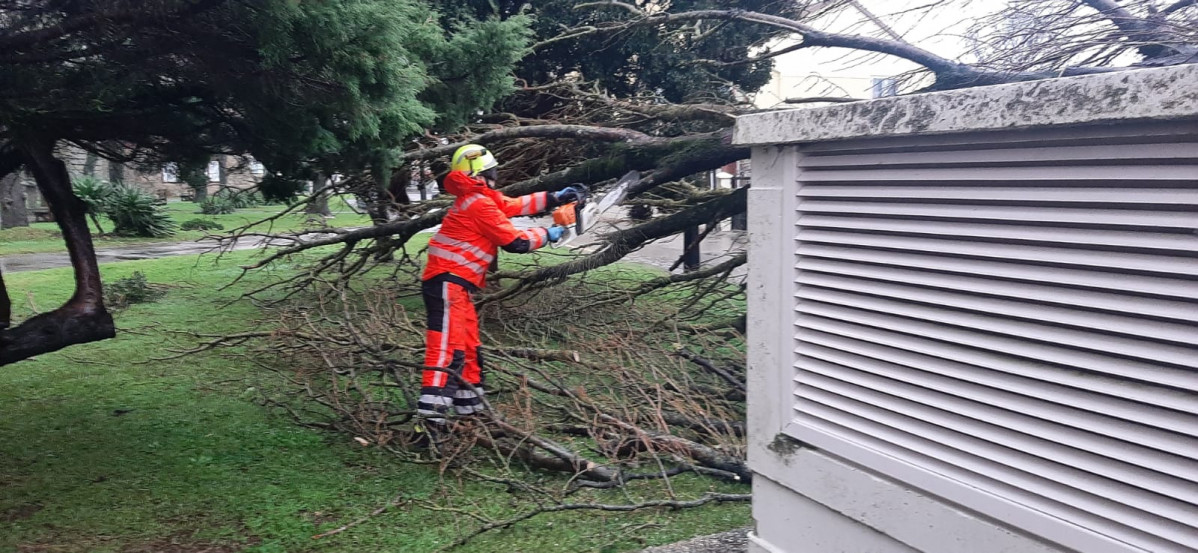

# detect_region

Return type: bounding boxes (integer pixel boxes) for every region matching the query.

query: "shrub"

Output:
[180,218,225,231]
[258,173,307,204]
[214,188,263,209]
[72,175,113,212]
[104,185,178,238]
[104,271,166,310]
[199,196,236,215]
[71,175,114,233]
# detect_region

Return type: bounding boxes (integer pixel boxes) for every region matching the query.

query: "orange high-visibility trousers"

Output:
[419,274,485,421]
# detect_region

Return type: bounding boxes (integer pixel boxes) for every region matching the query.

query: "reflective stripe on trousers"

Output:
[420,276,486,419]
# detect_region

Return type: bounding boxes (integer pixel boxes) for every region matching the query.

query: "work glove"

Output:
[546,225,566,242]
[553,186,582,205]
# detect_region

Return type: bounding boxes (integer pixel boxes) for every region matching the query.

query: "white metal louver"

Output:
[786,121,1198,553]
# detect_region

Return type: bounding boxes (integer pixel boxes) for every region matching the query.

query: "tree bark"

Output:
[1081,0,1185,60]
[0,139,115,366]
[387,166,411,206]
[0,173,30,229]
[83,151,98,176]
[0,268,10,330]
[682,225,701,272]
[217,155,228,188]
[106,150,124,184]
[306,174,332,216]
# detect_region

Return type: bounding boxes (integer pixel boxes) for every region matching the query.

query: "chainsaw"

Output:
[550,170,639,248]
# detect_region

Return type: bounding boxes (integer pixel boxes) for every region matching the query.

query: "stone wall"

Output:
[4,145,265,226]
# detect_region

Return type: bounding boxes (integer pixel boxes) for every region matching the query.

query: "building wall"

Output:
[736,65,1198,553]
[5,146,265,226]
[55,147,263,200]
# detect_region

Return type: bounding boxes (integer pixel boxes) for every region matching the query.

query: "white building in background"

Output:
[751,1,999,108]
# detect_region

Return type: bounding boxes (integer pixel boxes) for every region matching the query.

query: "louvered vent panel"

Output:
[788,122,1198,553]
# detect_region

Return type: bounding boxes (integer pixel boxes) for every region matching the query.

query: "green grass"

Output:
[0,197,370,256]
[0,252,749,553]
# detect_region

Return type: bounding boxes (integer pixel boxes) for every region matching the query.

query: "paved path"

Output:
[0,235,285,273]
[637,528,750,553]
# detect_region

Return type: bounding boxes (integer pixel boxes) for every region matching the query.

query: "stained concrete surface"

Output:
[637,528,750,553]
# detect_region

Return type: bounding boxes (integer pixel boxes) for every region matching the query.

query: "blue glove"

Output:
[546,225,565,242]
[554,186,582,204]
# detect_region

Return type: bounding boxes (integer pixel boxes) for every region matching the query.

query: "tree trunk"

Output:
[0,173,29,229]
[682,225,701,272]
[387,166,411,206]
[306,174,332,216]
[0,139,115,366]
[83,152,98,176]
[0,268,10,330]
[193,178,208,202]
[107,157,124,185]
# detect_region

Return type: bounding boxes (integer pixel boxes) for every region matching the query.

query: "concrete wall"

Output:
[735,65,1198,553]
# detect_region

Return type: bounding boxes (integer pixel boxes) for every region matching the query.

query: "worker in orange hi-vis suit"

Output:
[418,144,581,428]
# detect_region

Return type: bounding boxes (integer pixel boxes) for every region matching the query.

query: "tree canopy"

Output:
[0,0,532,364]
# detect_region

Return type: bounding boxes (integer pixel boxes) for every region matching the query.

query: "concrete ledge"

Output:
[733,64,1198,146]
[749,447,1071,553]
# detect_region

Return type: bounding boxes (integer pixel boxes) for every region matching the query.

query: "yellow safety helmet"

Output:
[450,144,498,177]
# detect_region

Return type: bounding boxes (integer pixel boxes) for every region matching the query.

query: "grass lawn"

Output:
[0,198,371,257]
[0,251,749,553]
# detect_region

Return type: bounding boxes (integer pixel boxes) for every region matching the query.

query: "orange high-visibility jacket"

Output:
[421,171,552,288]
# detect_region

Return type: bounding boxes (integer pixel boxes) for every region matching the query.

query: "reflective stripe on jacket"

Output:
[422,171,552,288]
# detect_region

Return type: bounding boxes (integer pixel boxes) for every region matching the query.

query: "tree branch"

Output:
[484,187,746,302]
[1082,0,1184,59]
[564,6,1146,89]
[436,492,749,551]
[0,0,230,52]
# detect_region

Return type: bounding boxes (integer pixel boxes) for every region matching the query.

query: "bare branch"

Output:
[398,124,660,164]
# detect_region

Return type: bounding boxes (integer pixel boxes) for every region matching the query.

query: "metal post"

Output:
[683,225,701,272]
[731,176,749,231]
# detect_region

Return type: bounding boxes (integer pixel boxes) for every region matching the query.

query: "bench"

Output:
[33,208,53,222]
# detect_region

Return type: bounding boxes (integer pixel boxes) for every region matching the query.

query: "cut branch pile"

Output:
[196,261,749,547]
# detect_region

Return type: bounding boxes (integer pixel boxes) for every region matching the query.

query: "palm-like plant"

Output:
[104,185,177,238]
[71,175,113,234]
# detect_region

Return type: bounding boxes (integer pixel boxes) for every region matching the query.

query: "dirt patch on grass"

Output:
[17,532,260,553]
[122,538,247,553]
[2,502,43,521]
[0,227,60,241]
